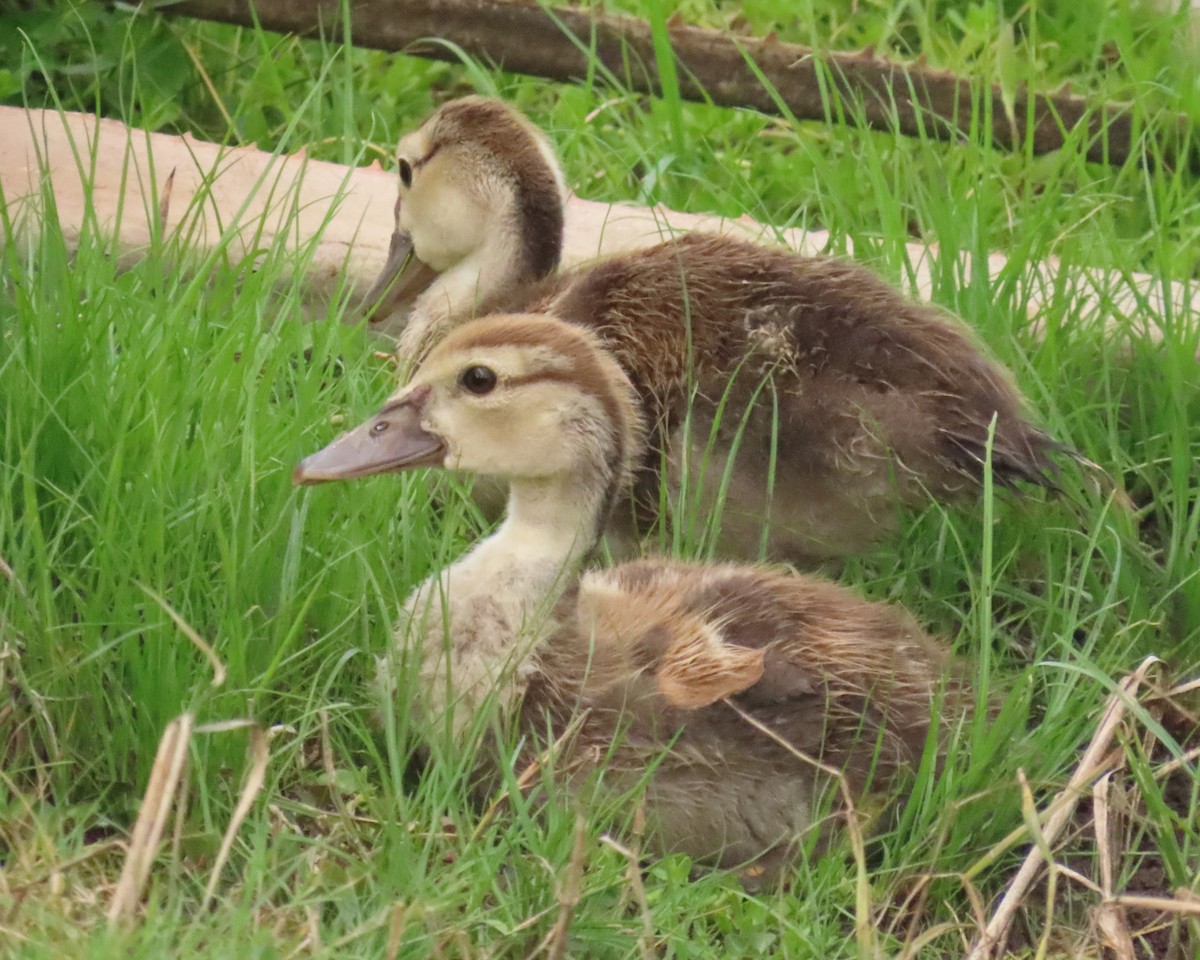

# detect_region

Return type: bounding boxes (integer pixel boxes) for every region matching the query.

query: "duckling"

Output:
[362,97,1061,562]
[294,313,963,884]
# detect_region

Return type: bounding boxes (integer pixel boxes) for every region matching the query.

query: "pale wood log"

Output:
[1,107,1196,358]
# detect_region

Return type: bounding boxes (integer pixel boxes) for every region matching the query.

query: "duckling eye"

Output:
[398,158,413,189]
[459,365,498,396]
[372,421,389,434]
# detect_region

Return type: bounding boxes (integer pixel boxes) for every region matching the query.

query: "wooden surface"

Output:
[1,106,1196,355]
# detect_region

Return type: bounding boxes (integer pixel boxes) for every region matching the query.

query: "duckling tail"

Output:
[942,425,1076,492]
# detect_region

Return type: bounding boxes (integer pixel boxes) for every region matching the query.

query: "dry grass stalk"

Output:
[960,873,988,934]
[1016,768,1060,958]
[1056,864,1103,895]
[1094,773,1117,898]
[538,813,589,960]
[1152,743,1200,781]
[157,168,176,234]
[901,919,969,958]
[449,929,475,959]
[470,710,590,844]
[318,708,370,858]
[385,901,409,960]
[0,554,29,608]
[1110,894,1200,917]
[961,747,1125,883]
[890,871,932,950]
[305,902,321,952]
[201,725,270,910]
[318,902,413,954]
[6,840,125,902]
[0,646,61,794]
[280,918,316,960]
[1091,771,1136,960]
[107,712,194,924]
[141,586,227,688]
[599,830,656,960]
[169,753,191,869]
[965,656,1161,960]
[1094,905,1137,960]
[1160,676,1200,700]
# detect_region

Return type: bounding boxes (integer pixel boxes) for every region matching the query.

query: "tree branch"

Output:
[161,0,1192,167]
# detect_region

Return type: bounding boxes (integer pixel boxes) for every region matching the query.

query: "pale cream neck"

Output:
[398,233,527,359]
[402,458,614,739]
[502,471,606,561]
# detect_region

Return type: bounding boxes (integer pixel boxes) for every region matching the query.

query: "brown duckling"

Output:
[295,313,964,885]
[362,97,1062,563]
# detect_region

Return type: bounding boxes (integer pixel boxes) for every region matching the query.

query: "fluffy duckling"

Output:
[363,96,1061,562]
[295,313,962,884]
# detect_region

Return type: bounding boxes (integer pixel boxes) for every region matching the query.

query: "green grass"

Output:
[2,0,1198,956]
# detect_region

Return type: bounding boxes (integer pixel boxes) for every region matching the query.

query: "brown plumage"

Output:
[529,559,954,881]
[294,313,966,887]
[366,96,1062,561]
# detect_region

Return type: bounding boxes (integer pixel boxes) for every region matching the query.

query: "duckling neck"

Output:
[406,469,609,737]
[440,472,605,633]
[499,472,608,566]
[399,239,533,359]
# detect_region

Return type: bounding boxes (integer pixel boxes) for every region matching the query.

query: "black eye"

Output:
[459,365,497,395]
[398,158,413,188]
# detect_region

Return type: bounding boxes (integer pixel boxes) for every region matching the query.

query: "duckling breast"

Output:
[398,551,568,736]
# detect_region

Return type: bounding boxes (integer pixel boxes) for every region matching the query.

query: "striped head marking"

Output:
[415,313,641,483]
[294,314,642,490]
[392,97,566,280]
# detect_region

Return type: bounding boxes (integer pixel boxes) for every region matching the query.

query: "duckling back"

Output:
[525,559,962,881]
[504,232,1058,558]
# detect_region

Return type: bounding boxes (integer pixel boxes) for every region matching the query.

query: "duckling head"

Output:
[364,98,568,325]
[295,314,642,506]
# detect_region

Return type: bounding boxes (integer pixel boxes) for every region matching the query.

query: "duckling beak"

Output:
[361,228,440,325]
[293,387,446,484]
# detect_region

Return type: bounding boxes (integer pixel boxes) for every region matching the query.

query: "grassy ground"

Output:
[2,0,1198,957]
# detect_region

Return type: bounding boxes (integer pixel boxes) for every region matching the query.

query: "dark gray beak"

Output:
[293,386,445,484]
[361,226,441,325]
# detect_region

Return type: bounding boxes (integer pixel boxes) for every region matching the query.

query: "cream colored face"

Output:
[393,125,501,273]
[293,316,634,490]
[411,344,608,480]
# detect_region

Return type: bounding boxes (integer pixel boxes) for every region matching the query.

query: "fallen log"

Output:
[161,0,1194,168]
[1,107,1196,358]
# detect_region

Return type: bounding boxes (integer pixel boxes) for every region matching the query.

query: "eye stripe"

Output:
[413,143,441,170]
[441,320,628,446]
[428,316,641,515]
[422,97,563,282]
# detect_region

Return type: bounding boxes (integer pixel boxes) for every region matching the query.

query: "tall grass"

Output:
[1,0,1197,956]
